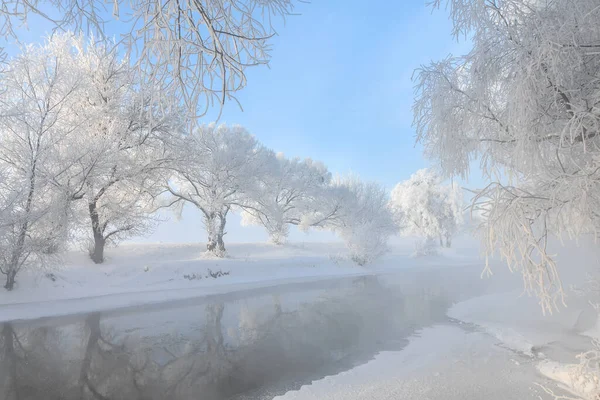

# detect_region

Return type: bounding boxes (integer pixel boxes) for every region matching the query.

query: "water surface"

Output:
[0,265,491,400]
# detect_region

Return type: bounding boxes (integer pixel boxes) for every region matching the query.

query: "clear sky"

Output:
[10,1,478,243]
[210,0,472,189]
[149,0,478,243]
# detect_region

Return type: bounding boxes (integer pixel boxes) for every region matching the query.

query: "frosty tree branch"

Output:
[0,0,297,119]
[414,0,600,312]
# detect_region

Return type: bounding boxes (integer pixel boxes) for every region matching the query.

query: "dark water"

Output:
[0,265,491,400]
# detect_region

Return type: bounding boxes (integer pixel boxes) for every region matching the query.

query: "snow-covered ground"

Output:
[0,242,362,321]
[270,291,598,399]
[274,324,545,400]
[447,288,600,399]
[266,237,600,400]
[4,235,598,399]
[0,237,486,322]
[442,238,600,399]
[448,292,596,356]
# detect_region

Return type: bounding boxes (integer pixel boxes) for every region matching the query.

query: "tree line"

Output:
[0,34,463,290]
[0,0,594,319]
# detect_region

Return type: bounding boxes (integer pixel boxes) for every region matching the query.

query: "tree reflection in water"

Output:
[0,274,462,400]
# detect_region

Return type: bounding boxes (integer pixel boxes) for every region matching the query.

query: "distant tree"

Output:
[241,153,331,245]
[166,123,268,256]
[390,169,463,253]
[0,36,81,289]
[0,0,297,118]
[323,176,396,266]
[413,0,600,311]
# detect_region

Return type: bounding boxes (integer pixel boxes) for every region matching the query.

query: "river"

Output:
[0,264,523,400]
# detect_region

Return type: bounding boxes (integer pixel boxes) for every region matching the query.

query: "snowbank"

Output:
[538,361,600,400]
[274,325,542,400]
[0,242,366,321]
[538,360,600,400]
[448,291,596,356]
[448,289,600,399]
[0,240,486,322]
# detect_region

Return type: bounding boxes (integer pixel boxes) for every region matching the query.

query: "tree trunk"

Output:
[5,227,26,290]
[90,236,106,264]
[4,157,38,290]
[5,221,29,290]
[4,269,17,291]
[270,233,285,245]
[445,234,452,248]
[206,212,218,253]
[88,201,106,264]
[217,212,227,253]
[268,222,288,245]
[205,210,227,256]
[207,227,226,255]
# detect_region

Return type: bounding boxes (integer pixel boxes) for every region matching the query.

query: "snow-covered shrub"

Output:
[342,222,390,266]
[538,353,600,400]
[413,238,439,257]
[390,169,463,252]
[323,176,396,266]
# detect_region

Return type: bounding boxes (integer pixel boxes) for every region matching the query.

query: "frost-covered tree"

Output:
[166,123,268,256]
[323,176,396,266]
[0,36,82,289]
[390,169,463,252]
[413,0,600,311]
[0,0,297,118]
[241,153,331,244]
[62,35,181,264]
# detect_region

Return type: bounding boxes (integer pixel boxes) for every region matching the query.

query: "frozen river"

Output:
[0,264,549,400]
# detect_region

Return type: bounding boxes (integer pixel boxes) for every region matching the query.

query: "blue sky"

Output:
[9,0,473,189]
[11,1,478,243]
[210,0,473,189]
[169,0,477,242]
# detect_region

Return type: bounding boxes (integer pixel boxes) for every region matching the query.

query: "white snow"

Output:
[447,290,598,352]
[0,238,486,322]
[447,280,600,399]
[0,242,366,321]
[449,292,581,356]
[273,325,543,400]
[537,360,600,400]
[6,234,596,399]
